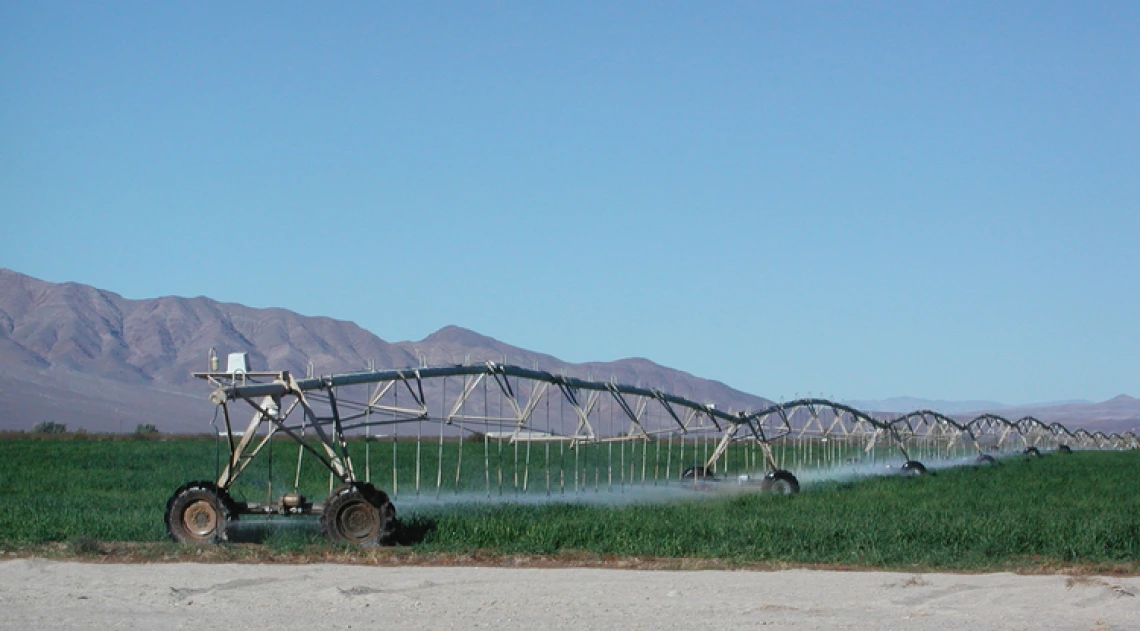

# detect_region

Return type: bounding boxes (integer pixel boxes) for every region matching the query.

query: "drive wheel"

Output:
[321,482,397,546]
[760,469,800,495]
[900,460,927,476]
[165,481,235,544]
[680,466,712,480]
[975,454,996,465]
[1024,447,1041,457]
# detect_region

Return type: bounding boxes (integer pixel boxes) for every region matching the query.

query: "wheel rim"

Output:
[771,479,793,495]
[181,499,219,539]
[336,499,380,543]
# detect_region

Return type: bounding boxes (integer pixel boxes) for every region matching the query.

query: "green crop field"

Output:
[1,435,1137,571]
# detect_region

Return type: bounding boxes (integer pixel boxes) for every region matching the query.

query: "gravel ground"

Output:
[1,559,1138,630]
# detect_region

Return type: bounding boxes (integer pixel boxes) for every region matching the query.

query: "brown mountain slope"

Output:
[0,269,417,385]
[395,325,757,411]
[0,269,771,433]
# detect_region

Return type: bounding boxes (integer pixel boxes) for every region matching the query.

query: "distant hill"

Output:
[847,395,1140,435]
[973,395,1140,435]
[0,269,772,433]
[845,397,1015,415]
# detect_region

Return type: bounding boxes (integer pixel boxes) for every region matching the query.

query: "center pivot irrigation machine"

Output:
[167,351,1139,545]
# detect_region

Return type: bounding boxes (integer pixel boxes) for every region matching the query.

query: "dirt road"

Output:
[1,559,1137,629]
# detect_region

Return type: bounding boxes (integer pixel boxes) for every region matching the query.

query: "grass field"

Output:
[1,435,1137,571]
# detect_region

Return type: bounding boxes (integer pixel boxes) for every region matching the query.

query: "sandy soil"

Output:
[1,559,1137,630]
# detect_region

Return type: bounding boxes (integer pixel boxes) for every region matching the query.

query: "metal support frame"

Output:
[194,362,1138,497]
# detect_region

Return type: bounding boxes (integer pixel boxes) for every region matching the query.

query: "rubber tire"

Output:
[680,466,712,480]
[900,460,927,476]
[165,481,236,544]
[975,454,996,465]
[759,470,800,495]
[1058,445,1072,454]
[321,482,397,546]
[1024,447,1041,457]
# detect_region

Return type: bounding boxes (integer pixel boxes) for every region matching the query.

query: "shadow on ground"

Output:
[226,516,436,546]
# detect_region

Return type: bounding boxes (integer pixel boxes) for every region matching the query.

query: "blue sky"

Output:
[2,2,1137,404]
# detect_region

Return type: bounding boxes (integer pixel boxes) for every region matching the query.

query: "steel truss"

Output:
[168,361,1137,545]
[199,362,1137,488]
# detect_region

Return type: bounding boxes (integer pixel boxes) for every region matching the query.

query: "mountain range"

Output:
[846,396,1140,435]
[1,268,1137,435]
[845,397,1091,415]
[0,269,772,433]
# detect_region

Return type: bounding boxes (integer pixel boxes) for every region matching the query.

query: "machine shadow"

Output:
[225,516,437,546]
[391,516,437,546]
[227,519,320,544]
